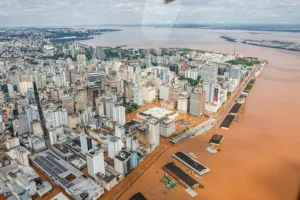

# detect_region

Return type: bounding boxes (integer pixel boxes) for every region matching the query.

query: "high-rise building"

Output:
[24,105,40,133]
[80,134,93,155]
[189,89,206,116]
[126,136,139,151]
[5,137,20,150]
[108,136,124,159]
[12,114,29,136]
[200,65,218,82]
[115,125,125,139]
[160,119,175,137]
[169,63,179,75]
[141,84,156,103]
[62,94,74,113]
[132,84,143,106]
[18,75,33,95]
[94,46,106,59]
[105,98,115,119]
[169,85,183,103]
[159,85,170,100]
[185,68,198,80]
[8,146,30,166]
[34,73,46,90]
[75,88,88,112]
[177,92,189,113]
[148,118,160,148]
[86,150,105,178]
[113,105,126,126]
[44,108,68,129]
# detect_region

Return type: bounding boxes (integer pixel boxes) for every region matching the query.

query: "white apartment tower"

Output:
[148,118,160,148]
[177,92,189,113]
[132,84,144,106]
[108,136,124,159]
[80,134,93,155]
[86,150,105,178]
[113,105,126,126]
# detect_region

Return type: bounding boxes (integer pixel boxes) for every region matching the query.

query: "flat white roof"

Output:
[50,192,70,200]
[142,107,173,119]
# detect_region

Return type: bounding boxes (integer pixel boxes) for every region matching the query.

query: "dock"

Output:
[173,152,210,176]
[170,118,217,144]
[220,115,235,130]
[162,162,199,188]
[209,134,224,145]
[230,103,242,116]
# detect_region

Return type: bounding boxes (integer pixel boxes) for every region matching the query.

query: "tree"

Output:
[132,103,138,110]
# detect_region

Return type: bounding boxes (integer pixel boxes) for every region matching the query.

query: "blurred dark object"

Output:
[165,0,175,4]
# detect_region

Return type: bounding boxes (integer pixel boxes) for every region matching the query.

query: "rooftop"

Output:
[140,107,174,119]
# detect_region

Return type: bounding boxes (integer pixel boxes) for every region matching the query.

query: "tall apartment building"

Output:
[34,73,46,90]
[141,84,156,103]
[160,119,175,137]
[159,85,170,100]
[62,94,74,113]
[12,114,29,136]
[148,118,160,148]
[169,85,183,103]
[113,105,126,126]
[200,65,218,82]
[24,105,40,133]
[5,137,20,150]
[86,150,105,178]
[177,92,189,113]
[108,136,124,159]
[126,136,139,151]
[185,68,198,80]
[105,98,115,119]
[44,108,68,129]
[189,89,206,116]
[132,84,143,106]
[80,134,93,155]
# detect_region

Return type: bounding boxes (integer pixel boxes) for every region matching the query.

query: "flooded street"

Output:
[82,27,300,200]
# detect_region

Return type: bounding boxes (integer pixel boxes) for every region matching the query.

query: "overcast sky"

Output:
[0,0,299,27]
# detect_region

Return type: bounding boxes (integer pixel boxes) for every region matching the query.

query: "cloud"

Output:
[0,0,299,26]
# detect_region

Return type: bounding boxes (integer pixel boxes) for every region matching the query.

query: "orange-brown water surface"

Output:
[83,28,300,200]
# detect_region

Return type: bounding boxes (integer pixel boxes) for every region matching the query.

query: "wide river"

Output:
[82,27,300,200]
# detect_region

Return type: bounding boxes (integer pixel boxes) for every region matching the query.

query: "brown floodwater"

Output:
[85,28,300,200]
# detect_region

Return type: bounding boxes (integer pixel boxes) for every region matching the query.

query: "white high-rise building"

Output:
[160,119,175,138]
[141,84,156,103]
[108,136,124,159]
[44,108,68,129]
[105,98,115,119]
[200,65,218,82]
[86,150,105,178]
[159,85,169,100]
[132,84,143,106]
[115,125,125,139]
[7,146,30,166]
[177,92,189,113]
[185,68,198,80]
[148,118,160,148]
[80,134,93,155]
[203,81,220,104]
[126,136,139,151]
[24,105,40,133]
[5,137,20,150]
[113,106,126,126]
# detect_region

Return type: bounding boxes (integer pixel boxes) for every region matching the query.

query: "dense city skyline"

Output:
[0,0,300,27]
